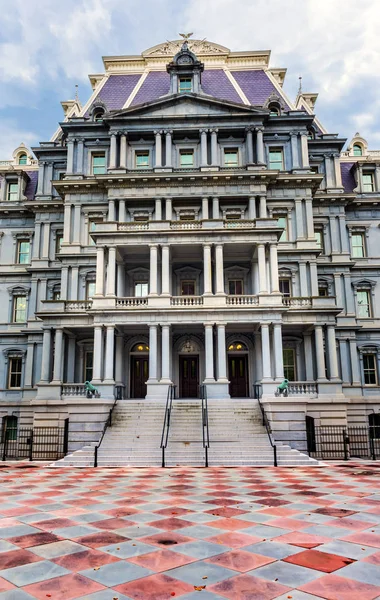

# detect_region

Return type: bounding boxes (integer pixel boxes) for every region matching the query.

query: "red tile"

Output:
[23,573,105,600]
[323,517,375,530]
[256,507,300,517]
[205,518,253,531]
[52,507,88,517]
[8,532,63,548]
[254,498,290,506]
[275,531,331,548]
[0,506,36,517]
[207,531,262,548]
[90,518,135,530]
[0,576,15,592]
[139,531,194,547]
[147,517,194,530]
[73,531,129,548]
[284,549,355,573]
[52,548,120,570]
[341,531,380,548]
[32,518,78,530]
[104,507,139,517]
[0,518,23,528]
[0,549,43,570]
[314,507,356,518]
[115,573,193,599]
[207,549,275,572]
[129,548,196,571]
[209,573,290,599]
[205,506,246,518]
[153,507,192,516]
[363,551,380,565]
[267,517,310,531]
[299,573,380,600]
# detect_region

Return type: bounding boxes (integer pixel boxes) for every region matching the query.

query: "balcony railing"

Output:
[224,220,256,229]
[64,300,93,311]
[288,382,318,395]
[170,221,202,230]
[61,384,87,396]
[282,297,312,308]
[171,296,204,306]
[116,297,148,308]
[226,294,259,306]
[118,222,149,231]
[114,219,258,233]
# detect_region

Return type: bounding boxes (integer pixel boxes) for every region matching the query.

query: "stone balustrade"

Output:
[282,296,312,308]
[170,296,204,306]
[116,297,148,308]
[226,294,259,306]
[224,220,256,229]
[118,222,149,231]
[61,384,87,396]
[287,382,318,395]
[64,300,92,311]
[170,221,203,230]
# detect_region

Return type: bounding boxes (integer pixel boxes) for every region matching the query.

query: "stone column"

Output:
[52,328,64,383]
[60,266,69,300]
[33,223,41,259]
[119,200,126,222]
[120,134,127,169]
[248,196,256,220]
[303,332,314,380]
[165,198,172,221]
[215,244,225,295]
[246,127,254,164]
[200,129,208,166]
[92,326,103,382]
[212,197,219,219]
[270,244,279,293]
[329,216,339,252]
[165,131,172,168]
[202,197,209,220]
[66,337,76,383]
[73,204,81,243]
[339,339,350,384]
[106,247,116,296]
[333,273,343,310]
[327,325,339,380]
[148,324,158,381]
[24,342,35,388]
[66,139,75,175]
[161,324,171,381]
[217,323,228,381]
[95,247,104,296]
[299,263,308,296]
[109,133,117,170]
[324,155,334,188]
[117,262,125,297]
[315,325,327,381]
[108,200,115,222]
[42,222,51,258]
[349,339,361,385]
[339,215,349,252]
[149,245,158,296]
[76,138,84,174]
[334,154,343,187]
[70,267,79,300]
[300,133,310,168]
[259,195,267,218]
[261,323,272,379]
[155,198,162,221]
[40,329,52,383]
[375,166,380,192]
[211,129,219,166]
[256,128,265,164]
[154,131,162,168]
[104,326,115,382]
[295,199,305,239]
[257,244,267,293]
[161,245,170,296]
[63,204,71,243]
[344,273,355,315]
[204,324,215,381]
[291,133,300,169]
[305,198,314,239]
[273,323,284,380]
[203,244,212,295]
[115,334,124,386]
[37,163,45,195]
[310,261,318,297]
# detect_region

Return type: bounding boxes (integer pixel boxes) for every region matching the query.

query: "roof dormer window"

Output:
[353,144,363,156]
[18,153,27,165]
[179,78,192,93]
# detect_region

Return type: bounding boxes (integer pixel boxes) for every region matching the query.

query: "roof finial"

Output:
[179,32,194,51]
[298,76,303,95]
[75,84,79,103]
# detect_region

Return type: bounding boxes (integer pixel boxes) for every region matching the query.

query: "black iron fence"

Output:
[1,427,67,461]
[308,425,380,460]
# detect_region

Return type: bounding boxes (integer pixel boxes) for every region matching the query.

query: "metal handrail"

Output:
[200,384,210,467]
[255,387,277,467]
[160,384,175,467]
[94,397,117,467]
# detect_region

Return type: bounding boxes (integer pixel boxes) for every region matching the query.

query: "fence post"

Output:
[369,431,376,461]
[94,446,98,468]
[29,430,34,461]
[343,429,348,461]
[2,433,7,461]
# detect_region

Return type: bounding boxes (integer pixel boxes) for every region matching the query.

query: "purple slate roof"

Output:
[341,162,357,193]
[201,70,243,104]
[131,71,170,106]
[86,74,142,114]
[231,70,290,109]
[24,171,38,200]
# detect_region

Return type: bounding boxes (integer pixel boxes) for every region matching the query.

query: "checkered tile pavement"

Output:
[0,463,379,599]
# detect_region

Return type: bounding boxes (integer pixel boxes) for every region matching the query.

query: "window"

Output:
[7,183,18,202]
[351,233,365,258]
[8,358,22,389]
[2,415,17,441]
[17,240,30,264]
[269,104,280,116]
[131,343,149,352]
[178,78,192,93]
[363,173,374,192]
[18,153,27,165]
[318,285,328,297]
[181,280,195,296]
[93,110,104,122]
[279,278,291,297]
[92,153,106,175]
[307,128,315,140]
[84,351,94,382]
[52,289,61,301]
[179,212,195,221]
[13,296,27,323]
[135,282,148,297]
[357,289,371,318]
[88,221,97,246]
[353,144,363,156]
[363,354,377,385]
[310,165,319,174]
[135,151,150,168]
[228,341,248,351]
[55,233,63,253]
[224,149,238,167]
[180,150,194,167]
[269,148,284,170]
[283,348,296,381]
[315,230,324,252]
[228,280,243,295]
[277,215,288,242]
[86,281,96,299]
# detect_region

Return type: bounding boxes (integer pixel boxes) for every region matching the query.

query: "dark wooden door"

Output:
[131,356,149,398]
[228,355,248,398]
[179,355,199,398]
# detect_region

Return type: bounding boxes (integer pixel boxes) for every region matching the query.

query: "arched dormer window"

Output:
[93,109,105,122]
[18,153,27,165]
[307,127,316,140]
[353,144,363,156]
[268,103,280,116]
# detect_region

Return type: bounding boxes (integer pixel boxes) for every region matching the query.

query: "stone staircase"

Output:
[53,399,318,467]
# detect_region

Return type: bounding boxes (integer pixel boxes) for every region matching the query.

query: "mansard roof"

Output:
[341,162,357,193]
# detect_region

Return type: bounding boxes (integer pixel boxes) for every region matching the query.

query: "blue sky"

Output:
[0,0,379,157]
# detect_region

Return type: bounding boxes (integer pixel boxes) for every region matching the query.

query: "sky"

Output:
[0,0,379,158]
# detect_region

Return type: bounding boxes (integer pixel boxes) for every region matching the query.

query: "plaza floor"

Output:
[0,463,379,599]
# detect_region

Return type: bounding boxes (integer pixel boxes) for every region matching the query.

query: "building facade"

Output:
[0,38,379,453]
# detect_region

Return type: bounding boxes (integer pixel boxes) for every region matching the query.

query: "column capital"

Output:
[210,128,219,134]
[203,322,214,329]
[164,129,173,136]
[215,322,227,328]
[200,128,209,134]
[255,126,264,133]
[154,129,163,136]
[245,126,254,133]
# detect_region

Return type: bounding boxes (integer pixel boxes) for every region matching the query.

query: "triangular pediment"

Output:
[109,93,264,120]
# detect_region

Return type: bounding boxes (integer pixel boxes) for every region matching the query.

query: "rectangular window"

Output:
[181,280,195,296]
[180,150,194,167]
[351,233,365,258]
[17,240,30,264]
[7,183,18,202]
[315,230,324,252]
[224,149,238,167]
[357,290,371,318]
[363,173,374,192]
[135,282,148,297]
[179,213,195,221]
[135,151,150,168]
[279,278,291,297]
[228,280,243,295]
[8,357,22,389]
[269,148,284,170]
[134,214,149,222]
[52,289,61,301]
[277,215,288,241]
[363,353,377,385]
[178,78,192,93]
[318,286,328,297]
[92,153,106,175]
[84,350,93,382]
[86,281,96,299]
[283,348,296,381]
[13,296,27,323]
[55,233,63,253]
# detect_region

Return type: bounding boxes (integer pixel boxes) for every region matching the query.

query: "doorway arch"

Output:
[130,341,149,399]
[227,340,249,397]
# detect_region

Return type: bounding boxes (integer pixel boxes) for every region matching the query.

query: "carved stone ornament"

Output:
[143,39,229,57]
[180,339,196,353]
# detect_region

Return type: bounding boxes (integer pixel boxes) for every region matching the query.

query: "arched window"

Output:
[93,109,105,122]
[228,341,248,352]
[353,144,363,156]
[268,103,280,116]
[18,153,27,165]
[131,343,149,353]
[307,127,315,140]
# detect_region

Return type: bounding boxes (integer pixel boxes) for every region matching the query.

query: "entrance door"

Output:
[228,355,248,397]
[179,355,199,398]
[131,356,149,398]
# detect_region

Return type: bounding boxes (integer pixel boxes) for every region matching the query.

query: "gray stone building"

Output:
[0,38,379,457]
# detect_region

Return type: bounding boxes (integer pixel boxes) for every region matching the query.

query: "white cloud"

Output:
[0,120,37,159]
